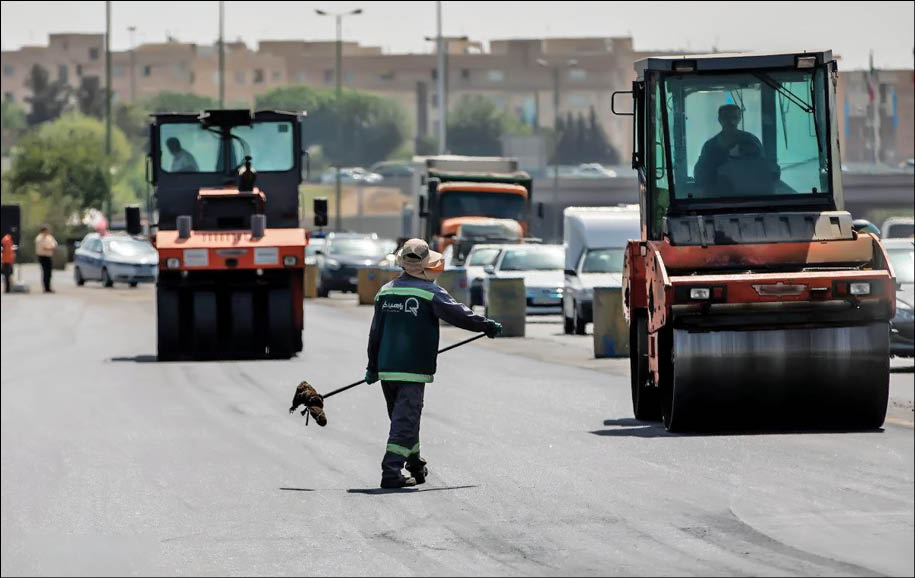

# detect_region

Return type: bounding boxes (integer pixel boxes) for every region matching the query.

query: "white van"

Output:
[562,206,640,334]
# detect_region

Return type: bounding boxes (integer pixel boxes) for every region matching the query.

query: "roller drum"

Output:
[664,322,890,431]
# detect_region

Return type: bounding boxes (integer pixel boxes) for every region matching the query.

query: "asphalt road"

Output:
[2,266,913,576]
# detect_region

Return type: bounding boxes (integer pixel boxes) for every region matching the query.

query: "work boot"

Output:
[406,457,428,485]
[380,475,417,489]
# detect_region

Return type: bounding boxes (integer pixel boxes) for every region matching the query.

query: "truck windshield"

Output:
[160,121,294,173]
[581,248,625,273]
[656,68,830,202]
[439,192,526,221]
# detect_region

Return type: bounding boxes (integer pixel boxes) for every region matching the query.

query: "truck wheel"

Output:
[630,313,660,421]
[267,288,294,358]
[74,266,85,286]
[192,292,218,357]
[573,303,587,335]
[230,291,256,357]
[102,267,114,288]
[157,287,181,361]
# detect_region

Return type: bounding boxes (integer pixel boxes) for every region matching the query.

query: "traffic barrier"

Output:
[485,277,525,337]
[303,264,319,298]
[592,286,629,358]
[437,268,470,307]
[357,267,400,305]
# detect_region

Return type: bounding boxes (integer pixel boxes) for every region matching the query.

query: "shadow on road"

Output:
[347,485,478,495]
[890,365,914,373]
[110,355,159,363]
[278,487,315,492]
[593,417,886,438]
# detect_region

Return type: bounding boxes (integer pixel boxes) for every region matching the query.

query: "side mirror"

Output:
[610,90,634,116]
[564,269,577,277]
[419,195,429,218]
[484,265,495,275]
[313,197,328,228]
[537,202,545,219]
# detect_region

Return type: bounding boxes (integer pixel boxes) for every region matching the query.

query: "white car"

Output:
[570,163,618,179]
[319,167,383,185]
[461,244,505,306]
[73,232,158,288]
[482,244,564,315]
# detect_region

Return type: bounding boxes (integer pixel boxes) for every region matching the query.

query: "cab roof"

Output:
[635,50,834,74]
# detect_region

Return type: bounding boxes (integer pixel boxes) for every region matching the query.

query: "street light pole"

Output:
[105,0,112,224]
[128,26,136,102]
[436,1,445,153]
[316,7,363,231]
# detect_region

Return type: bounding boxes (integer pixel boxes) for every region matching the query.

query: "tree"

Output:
[76,76,106,118]
[1,100,27,154]
[24,64,70,126]
[143,91,218,113]
[446,94,506,156]
[585,106,619,165]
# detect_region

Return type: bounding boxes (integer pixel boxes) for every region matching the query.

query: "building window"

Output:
[344,71,354,85]
[431,69,437,80]
[568,93,589,108]
[212,71,219,85]
[379,71,395,82]
[324,69,334,85]
[235,70,245,85]
[4,92,13,102]
[143,65,152,77]
[4,65,15,77]
[272,70,281,82]
[461,68,470,80]
[296,72,307,83]
[76,64,83,77]
[487,70,504,83]
[112,64,124,77]
[253,68,265,84]
[58,64,68,83]
[189,71,196,84]
[569,68,587,81]
[89,47,100,61]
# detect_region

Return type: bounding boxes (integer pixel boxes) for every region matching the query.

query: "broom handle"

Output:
[322,333,487,399]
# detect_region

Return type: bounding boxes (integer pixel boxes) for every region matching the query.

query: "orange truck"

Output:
[613,51,895,431]
[149,110,308,360]
[413,156,538,253]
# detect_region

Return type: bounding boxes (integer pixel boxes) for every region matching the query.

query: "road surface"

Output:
[2,266,912,576]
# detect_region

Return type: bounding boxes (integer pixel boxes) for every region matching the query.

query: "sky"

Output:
[1,1,913,71]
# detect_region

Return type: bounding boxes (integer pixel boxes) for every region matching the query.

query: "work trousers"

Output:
[380,380,425,479]
[2,263,11,293]
[38,256,52,292]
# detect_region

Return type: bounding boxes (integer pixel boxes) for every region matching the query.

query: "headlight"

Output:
[849,282,871,296]
[283,255,298,267]
[690,288,711,300]
[326,258,341,270]
[167,258,180,269]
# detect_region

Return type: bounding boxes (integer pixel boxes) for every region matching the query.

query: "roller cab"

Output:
[613,51,895,431]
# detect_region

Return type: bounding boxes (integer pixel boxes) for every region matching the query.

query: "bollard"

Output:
[485,277,526,337]
[437,268,470,307]
[303,264,319,298]
[592,286,629,358]
[357,267,382,305]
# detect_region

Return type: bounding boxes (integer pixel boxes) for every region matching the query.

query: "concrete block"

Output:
[303,264,319,299]
[592,286,629,358]
[437,268,470,307]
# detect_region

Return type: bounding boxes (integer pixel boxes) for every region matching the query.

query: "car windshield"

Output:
[104,238,156,257]
[888,247,914,284]
[306,241,325,257]
[439,191,526,221]
[160,121,294,173]
[886,223,915,238]
[581,248,625,273]
[468,248,501,266]
[329,238,391,258]
[499,247,563,271]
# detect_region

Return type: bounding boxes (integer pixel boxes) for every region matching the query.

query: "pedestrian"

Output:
[34,225,57,294]
[2,231,15,293]
[365,238,502,489]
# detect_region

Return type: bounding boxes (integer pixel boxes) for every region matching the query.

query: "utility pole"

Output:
[128,26,136,102]
[218,0,225,107]
[105,0,112,223]
[316,7,363,231]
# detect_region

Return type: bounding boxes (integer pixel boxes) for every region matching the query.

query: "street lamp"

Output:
[315,7,363,231]
[537,57,578,241]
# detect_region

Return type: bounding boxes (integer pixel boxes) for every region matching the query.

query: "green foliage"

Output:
[553,106,620,165]
[142,91,218,113]
[446,94,506,156]
[76,76,106,118]
[414,134,437,156]
[1,100,27,132]
[256,85,408,167]
[3,113,136,244]
[24,64,70,126]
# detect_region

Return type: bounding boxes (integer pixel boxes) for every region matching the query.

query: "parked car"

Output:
[73,232,158,288]
[457,244,505,307]
[315,232,396,296]
[369,161,415,180]
[482,244,564,315]
[885,237,914,357]
[319,167,383,185]
[562,206,640,334]
[569,163,618,179]
[881,216,914,239]
[305,237,326,266]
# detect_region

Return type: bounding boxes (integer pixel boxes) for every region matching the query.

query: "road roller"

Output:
[612,51,896,431]
[149,109,308,360]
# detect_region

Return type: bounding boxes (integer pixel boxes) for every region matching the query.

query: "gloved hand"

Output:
[365,370,379,384]
[484,320,503,338]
